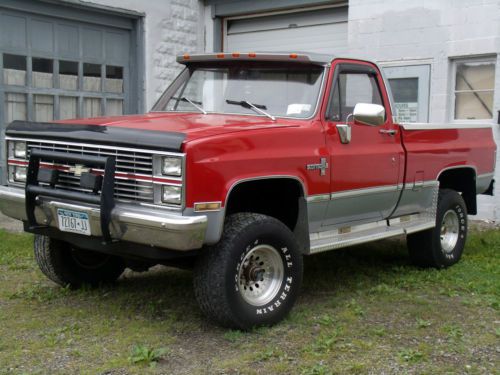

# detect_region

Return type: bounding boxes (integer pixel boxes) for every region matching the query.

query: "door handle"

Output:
[379,129,397,136]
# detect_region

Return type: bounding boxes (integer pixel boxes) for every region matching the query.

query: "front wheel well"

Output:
[225,178,305,231]
[437,167,477,214]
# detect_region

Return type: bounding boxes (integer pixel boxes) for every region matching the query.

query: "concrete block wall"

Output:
[86,0,204,109]
[348,0,500,221]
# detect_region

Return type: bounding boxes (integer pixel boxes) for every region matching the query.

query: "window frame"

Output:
[450,56,497,123]
[325,62,387,123]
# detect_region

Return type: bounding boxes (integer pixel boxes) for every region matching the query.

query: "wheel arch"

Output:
[224,176,310,252]
[437,166,477,215]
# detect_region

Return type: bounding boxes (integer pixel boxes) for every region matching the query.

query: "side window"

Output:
[331,72,383,122]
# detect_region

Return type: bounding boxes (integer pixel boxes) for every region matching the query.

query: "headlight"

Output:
[9,165,27,182]
[161,156,182,177]
[11,141,27,159]
[161,185,182,205]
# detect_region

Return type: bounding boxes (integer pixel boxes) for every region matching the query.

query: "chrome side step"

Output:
[308,214,435,254]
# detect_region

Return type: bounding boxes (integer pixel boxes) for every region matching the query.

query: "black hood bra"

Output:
[6,121,186,152]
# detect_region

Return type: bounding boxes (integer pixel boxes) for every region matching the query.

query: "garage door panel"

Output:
[0,14,27,51]
[56,24,79,59]
[82,28,103,61]
[31,19,54,55]
[225,6,348,54]
[228,7,348,34]
[227,22,347,54]
[105,31,129,64]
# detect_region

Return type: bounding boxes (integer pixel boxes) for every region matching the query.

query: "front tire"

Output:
[193,213,303,329]
[34,235,125,288]
[407,189,467,268]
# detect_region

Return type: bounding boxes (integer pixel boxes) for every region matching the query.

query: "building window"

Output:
[2,53,125,123]
[453,58,496,120]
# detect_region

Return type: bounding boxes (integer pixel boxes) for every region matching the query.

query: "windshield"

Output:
[152,62,325,119]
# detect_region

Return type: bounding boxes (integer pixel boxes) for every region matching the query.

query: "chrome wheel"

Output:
[238,244,284,306]
[440,209,459,253]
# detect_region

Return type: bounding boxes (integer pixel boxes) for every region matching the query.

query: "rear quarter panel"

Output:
[401,125,496,188]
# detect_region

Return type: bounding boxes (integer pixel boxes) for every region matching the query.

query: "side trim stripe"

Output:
[307,181,439,201]
[400,123,493,130]
[330,184,400,199]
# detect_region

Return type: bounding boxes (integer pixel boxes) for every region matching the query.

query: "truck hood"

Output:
[55,112,298,142]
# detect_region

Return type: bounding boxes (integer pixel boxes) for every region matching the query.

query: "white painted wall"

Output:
[348,0,500,221]
[82,0,204,109]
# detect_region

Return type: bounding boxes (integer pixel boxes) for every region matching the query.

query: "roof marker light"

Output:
[290,53,298,59]
[232,52,240,58]
[248,52,256,58]
[216,53,225,58]
[183,53,190,60]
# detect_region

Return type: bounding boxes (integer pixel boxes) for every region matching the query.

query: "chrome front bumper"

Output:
[0,186,207,251]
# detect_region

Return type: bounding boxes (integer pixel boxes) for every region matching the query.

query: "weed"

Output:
[346,299,365,317]
[370,326,387,337]
[301,362,333,375]
[317,314,335,326]
[309,326,343,354]
[223,329,245,342]
[416,318,432,328]
[128,344,169,366]
[255,348,277,362]
[398,348,425,363]
[443,324,464,340]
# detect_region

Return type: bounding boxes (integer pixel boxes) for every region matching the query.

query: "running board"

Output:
[308,213,436,255]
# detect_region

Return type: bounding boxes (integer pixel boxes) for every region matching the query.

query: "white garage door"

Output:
[224,6,348,54]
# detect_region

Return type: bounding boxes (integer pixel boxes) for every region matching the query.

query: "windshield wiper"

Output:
[172,96,206,114]
[226,100,276,121]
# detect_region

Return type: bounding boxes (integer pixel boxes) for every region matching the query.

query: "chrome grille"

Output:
[27,141,154,203]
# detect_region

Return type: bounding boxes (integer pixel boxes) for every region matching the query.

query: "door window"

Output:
[331,72,383,121]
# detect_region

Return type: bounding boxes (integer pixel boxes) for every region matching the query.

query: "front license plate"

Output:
[57,209,91,236]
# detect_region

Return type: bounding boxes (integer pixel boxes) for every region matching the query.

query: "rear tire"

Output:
[407,189,467,268]
[193,213,303,330]
[34,235,125,288]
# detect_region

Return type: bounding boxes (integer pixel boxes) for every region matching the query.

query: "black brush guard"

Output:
[25,149,116,243]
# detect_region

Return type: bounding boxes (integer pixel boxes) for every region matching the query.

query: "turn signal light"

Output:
[194,202,222,212]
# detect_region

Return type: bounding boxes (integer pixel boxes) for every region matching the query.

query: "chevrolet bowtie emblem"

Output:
[68,164,91,177]
[306,158,329,176]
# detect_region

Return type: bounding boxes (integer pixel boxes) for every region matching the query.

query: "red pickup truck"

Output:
[0,53,496,329]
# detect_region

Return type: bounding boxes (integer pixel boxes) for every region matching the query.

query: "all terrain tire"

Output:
[407,189,467,268]
[193,213,303,329]
[34,235,125,288]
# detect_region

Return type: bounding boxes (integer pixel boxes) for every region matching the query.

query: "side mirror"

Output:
[353,103,385,126]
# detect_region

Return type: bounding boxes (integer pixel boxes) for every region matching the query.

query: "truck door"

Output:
[322,61,404,227]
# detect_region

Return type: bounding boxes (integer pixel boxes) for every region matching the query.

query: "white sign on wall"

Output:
[395,102,418,123]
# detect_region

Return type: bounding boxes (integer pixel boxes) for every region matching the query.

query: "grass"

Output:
[0,228,498,374]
